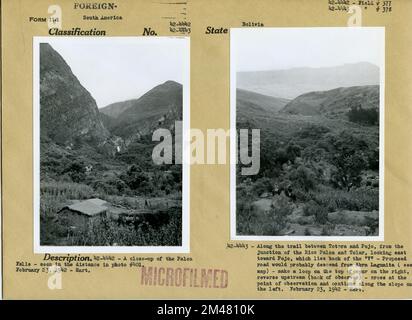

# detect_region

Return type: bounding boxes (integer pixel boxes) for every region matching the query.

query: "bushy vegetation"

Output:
[40,182,96,244]
[236,110,379,236]
[40,131,182,246]
[66,210,181,246]
[40,180,182,245]
[347,104,379,126]
[237,193,292,235]
[307,185,378,212]
[41,133,182,199]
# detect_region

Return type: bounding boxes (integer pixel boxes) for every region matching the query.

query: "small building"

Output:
[58,198,108,232]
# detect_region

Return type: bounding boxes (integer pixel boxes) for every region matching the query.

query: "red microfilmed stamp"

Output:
[140,266,228,288]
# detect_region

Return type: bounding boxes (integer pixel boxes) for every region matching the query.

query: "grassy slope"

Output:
[281,85,379,117]
[236,86,379,236]
[237,89,289,115]
[99,81,182,138]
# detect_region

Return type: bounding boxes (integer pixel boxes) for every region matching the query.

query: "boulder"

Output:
[250,198,272,215]
[328,210,378,227]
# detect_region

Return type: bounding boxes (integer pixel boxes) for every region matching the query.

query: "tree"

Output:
[253,177,274,196]
[286,142,301,159]
[61,161,86,183]
[347,104,378,126]
[328,132,368,190]
[331,152,368,190]
[122,165,150,191]
[287,165,317,192]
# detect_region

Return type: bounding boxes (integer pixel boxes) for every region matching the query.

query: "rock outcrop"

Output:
[40,43,120,152]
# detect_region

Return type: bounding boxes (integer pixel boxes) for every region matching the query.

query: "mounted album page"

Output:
[1,0,412,301]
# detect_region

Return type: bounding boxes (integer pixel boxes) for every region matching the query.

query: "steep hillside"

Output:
[99,112,117,132]
[237,89,289,115]
[40,43,111,147]
[281,85,379,118]
[100,100,136,118]
[236,88,380,238]
[101,80,183,140]
[237,62,379,99]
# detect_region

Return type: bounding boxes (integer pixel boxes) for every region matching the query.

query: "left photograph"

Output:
[33,37,190,253]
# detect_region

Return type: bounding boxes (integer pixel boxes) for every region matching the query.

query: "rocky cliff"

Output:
[40,43,117,151]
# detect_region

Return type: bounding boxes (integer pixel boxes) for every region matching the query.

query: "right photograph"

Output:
[231,27,384,240]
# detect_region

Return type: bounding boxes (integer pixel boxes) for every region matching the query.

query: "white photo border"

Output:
[230,27,385,241]
[33,36,190,253]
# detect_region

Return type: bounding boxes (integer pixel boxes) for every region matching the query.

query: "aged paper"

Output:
[1,0,412,299]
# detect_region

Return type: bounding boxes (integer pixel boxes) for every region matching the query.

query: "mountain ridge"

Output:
[100,80,182,118]
[280,85,379,118]
[99,80,183,141]
[237,62,380,99]
[40,43,123,155]
[237,89,289,119]
[40,43,110,145]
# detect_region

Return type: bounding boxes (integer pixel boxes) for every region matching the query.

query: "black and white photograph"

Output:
[231,28,384,240]
[33,37,190,253]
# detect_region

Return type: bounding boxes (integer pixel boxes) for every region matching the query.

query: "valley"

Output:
[236,65,380,237]
[39,43,183,246]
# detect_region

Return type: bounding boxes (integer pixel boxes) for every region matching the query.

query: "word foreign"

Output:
[74,2,117,10]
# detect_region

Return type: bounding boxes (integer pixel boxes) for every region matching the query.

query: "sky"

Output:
[45,37,189,108]
[232,27,384,72]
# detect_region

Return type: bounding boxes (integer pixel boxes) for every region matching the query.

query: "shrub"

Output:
[321,225,333,236]
[258,214,285,235]
[271,193,293,219]
[303,200,319,216]
[315,206,328,224]
[298,125,330,140]
[92,177,130,196]
[274,148,290,165]
[259,194,292,235]
[327,132,369,190]
[286,143,302,159]
[347,104,379,126]
[236,197,255,234]
[293,188,311,202]
[330,152,368,191]
[364,216,379,235]
[236,193,292,236]
[61,161,86,183]
[60,210,182,246]
[288,165,317,192]
[253,177,274,196]
[303,199,328,224]
[308,186,378,212]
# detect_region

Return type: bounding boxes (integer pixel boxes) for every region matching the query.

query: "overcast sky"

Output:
[45,37,188,107]
[232,28,384,72]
